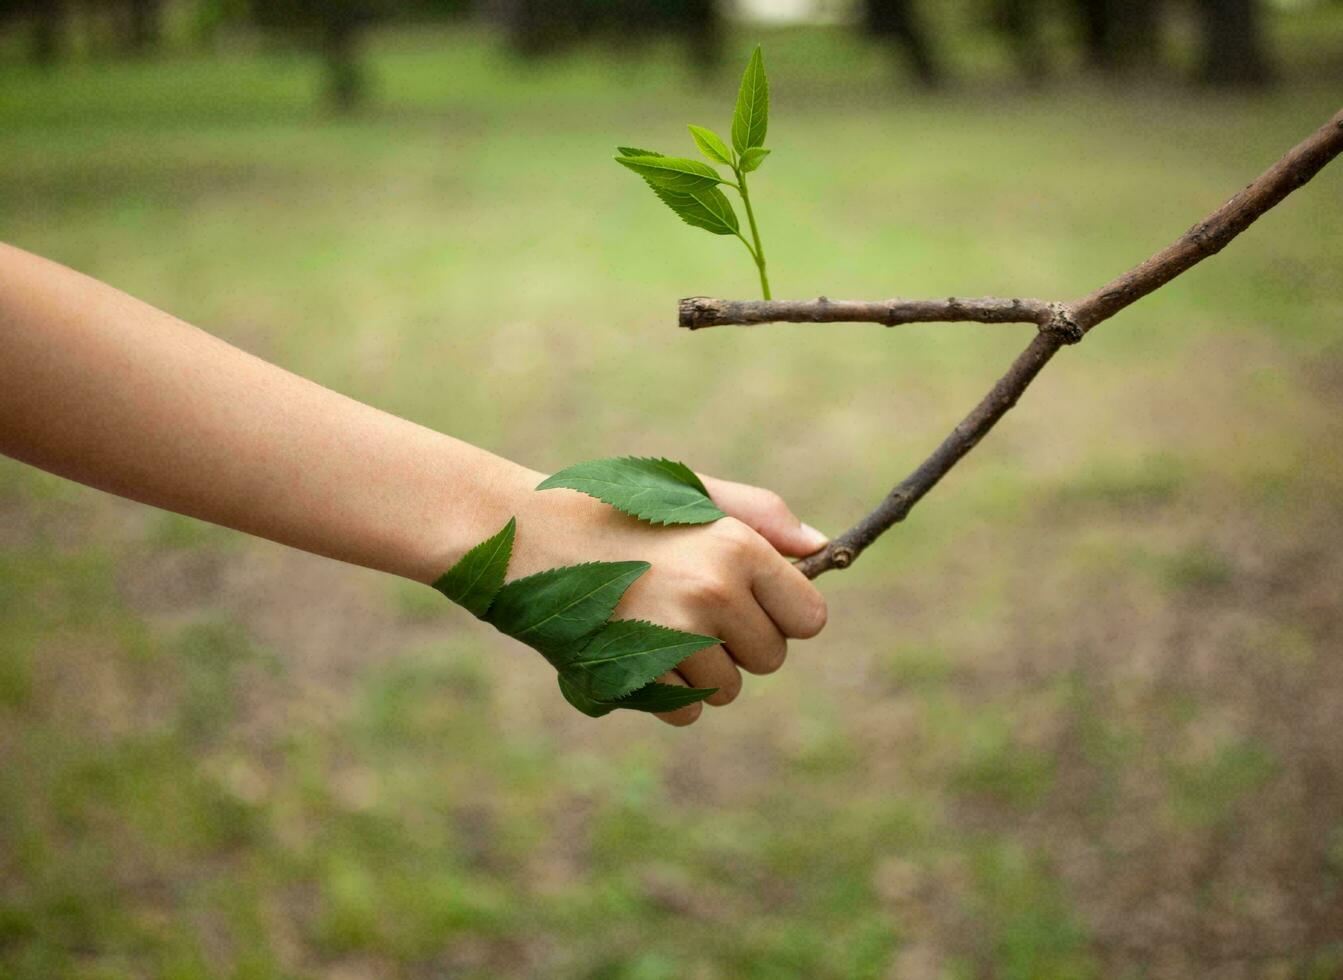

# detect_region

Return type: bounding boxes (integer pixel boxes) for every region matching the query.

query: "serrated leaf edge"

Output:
[431,516,515,618]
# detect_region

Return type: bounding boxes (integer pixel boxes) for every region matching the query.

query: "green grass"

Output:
[3,20,1343,979]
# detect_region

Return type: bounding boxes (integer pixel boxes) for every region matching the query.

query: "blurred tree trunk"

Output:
[248,1,382,113]
[495,0,719,74]
[678,0,720,77]
[1109,0,1161,69]
[1195,0,1273,87]
[29,0,66,66]
[496,0,573,57]
[862,0,943,88]
[1073,0,1162,72]
[124,0,163,54]
[322,12,364,112]
[993,0,1049,82]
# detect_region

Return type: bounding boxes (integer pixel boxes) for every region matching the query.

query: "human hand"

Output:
[498,465,829,726]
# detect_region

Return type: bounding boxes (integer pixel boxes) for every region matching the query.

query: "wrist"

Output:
[408,444,541,584]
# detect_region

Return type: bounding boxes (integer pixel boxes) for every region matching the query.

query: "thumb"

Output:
[699,475,830,558]
[760,513,830,558]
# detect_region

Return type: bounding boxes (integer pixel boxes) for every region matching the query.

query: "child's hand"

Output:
[502,467,829,726]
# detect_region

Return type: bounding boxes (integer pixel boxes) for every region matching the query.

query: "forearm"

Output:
[0,243,530,583]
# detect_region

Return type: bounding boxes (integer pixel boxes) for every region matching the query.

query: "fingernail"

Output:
[800,523,829,549]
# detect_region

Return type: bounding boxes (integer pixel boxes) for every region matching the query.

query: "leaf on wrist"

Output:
[560,619,719,701]
[484,560,650,665]
[536,457,728,526]
[688,124,732,166]
[738,147,770,173]
[431,517,515,618]
[731,45,769,155]
[615,154,724,193]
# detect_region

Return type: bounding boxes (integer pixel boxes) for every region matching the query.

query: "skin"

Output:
[0,243,828,725]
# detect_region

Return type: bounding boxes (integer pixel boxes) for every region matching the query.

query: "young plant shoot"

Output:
[616,45,773,299]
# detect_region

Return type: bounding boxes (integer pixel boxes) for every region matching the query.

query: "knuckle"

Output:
[714,517,758,554]
[689,571,734,606]
[758,489,789,517]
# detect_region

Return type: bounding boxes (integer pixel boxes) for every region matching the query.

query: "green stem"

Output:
[734,230,758,264]
[735,169,771,300]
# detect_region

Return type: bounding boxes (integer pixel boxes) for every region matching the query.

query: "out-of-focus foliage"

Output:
[490,0,721,69]
[0,0,1298,109]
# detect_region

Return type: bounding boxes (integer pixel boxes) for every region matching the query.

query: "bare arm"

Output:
[0,243,827,724]
[0,241,527,583]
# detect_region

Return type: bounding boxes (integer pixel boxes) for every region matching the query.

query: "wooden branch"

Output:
[680,108,1343,579]
[679,296,1057,330]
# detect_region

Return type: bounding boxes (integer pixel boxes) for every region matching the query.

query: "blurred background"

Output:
[2,1,1343,977]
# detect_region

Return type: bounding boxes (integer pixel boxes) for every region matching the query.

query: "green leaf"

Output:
[738,147,771,173]
[562,619,719,700]
[485,560,649,665]
[731,45,769,155]
[647,184,739,236]
[557,675,716,719]
[616,154,723,193]
[536,457,727,526]
[557,673,617,718]
[613,681,717,714]
[430,517,515,618]
[617,146,662,158]
[688,125,732,165]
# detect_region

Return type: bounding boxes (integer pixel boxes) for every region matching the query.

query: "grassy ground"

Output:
[2,20,1343,980]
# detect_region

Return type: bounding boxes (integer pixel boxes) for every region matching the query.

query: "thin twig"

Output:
[680,108,1343,579]
[679,296,1058,331]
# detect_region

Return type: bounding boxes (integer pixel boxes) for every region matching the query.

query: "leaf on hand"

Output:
[485,560,649,665]
[613,681,717,714]
[536,457,728,526]
[738,146,771,173]
[561,619,719,700]
[688,124,732,166]
[431,517,515,618]
[647,183,739,236]
[557,672,617,717]
[731,45,769,155]
[558,674,716,718]
[616,154,724,193]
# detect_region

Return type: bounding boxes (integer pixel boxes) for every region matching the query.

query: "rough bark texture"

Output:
[680,108,1343,579]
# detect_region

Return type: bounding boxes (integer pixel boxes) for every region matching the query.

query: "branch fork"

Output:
[679,109,1343,578]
